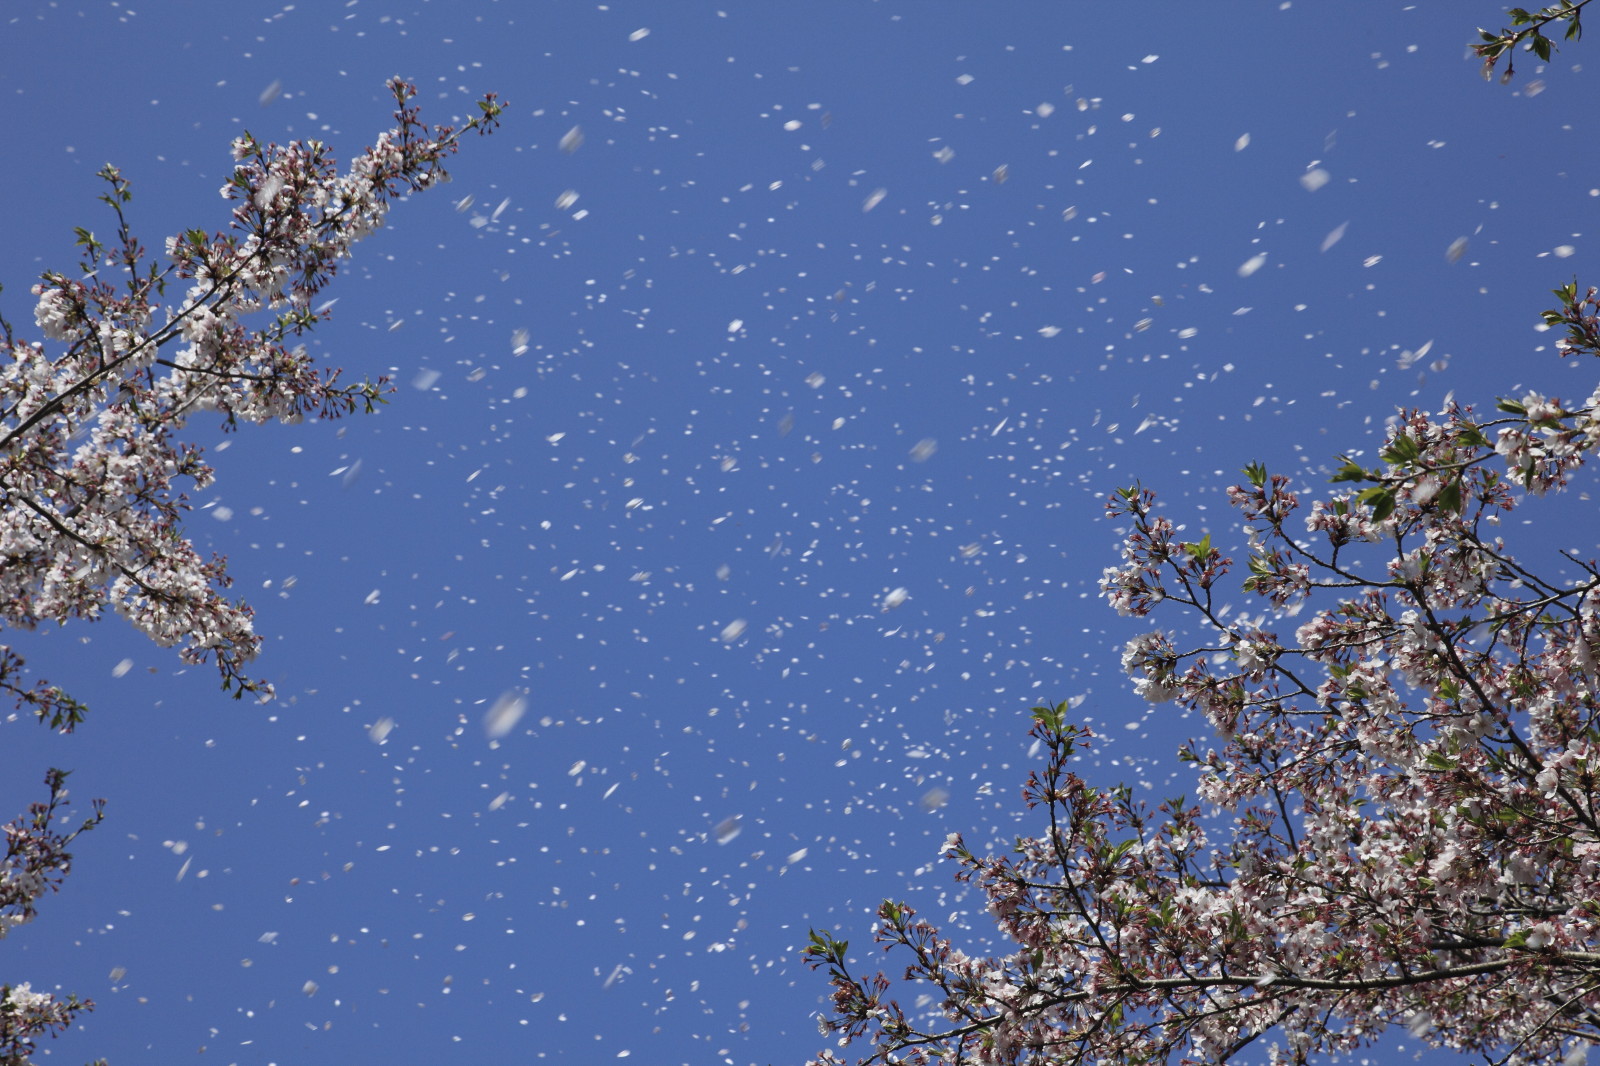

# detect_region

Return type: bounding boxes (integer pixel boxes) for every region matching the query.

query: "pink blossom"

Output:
[0,79,501,728]
[811,333,1600,1063]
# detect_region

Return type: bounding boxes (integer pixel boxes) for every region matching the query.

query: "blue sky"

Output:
[2,2,1595,1063]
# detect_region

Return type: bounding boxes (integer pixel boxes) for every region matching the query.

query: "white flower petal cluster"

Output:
[0,79,500,724]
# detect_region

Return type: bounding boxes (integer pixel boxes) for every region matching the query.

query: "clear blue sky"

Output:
[2,2,1593,1063]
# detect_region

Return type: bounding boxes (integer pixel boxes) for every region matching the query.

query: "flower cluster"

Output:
[809,331,1600,1060]
[0,78,501,729]
[0,770,103,1065]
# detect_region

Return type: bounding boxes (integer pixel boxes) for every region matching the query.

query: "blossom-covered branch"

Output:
[0,78,502,729]
[0,769,104,1066]
[805,233,1600,1066]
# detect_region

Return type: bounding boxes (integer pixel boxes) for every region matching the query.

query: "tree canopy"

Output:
[807,11,1600,1066]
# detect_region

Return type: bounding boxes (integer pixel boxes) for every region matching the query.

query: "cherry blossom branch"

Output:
[0,770,104,1065]
[0,78,502,725]
[1476,0,1593,81]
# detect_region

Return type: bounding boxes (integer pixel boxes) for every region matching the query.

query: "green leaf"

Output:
[1357,487,1396,523]
[1243,461,1267,487]
[1330,457,1375,484]
[806,929,848,962]
[1436,479,1463,514]
[1498,398,1528,414]
[1381,433,1420,465]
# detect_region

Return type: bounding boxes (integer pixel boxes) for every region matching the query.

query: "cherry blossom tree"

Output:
[806,17,1600,1066]
[807,293,1600,1066]
[0,77,500,1063]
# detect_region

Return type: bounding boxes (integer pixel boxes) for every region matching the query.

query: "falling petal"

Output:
[483,691,528,739]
